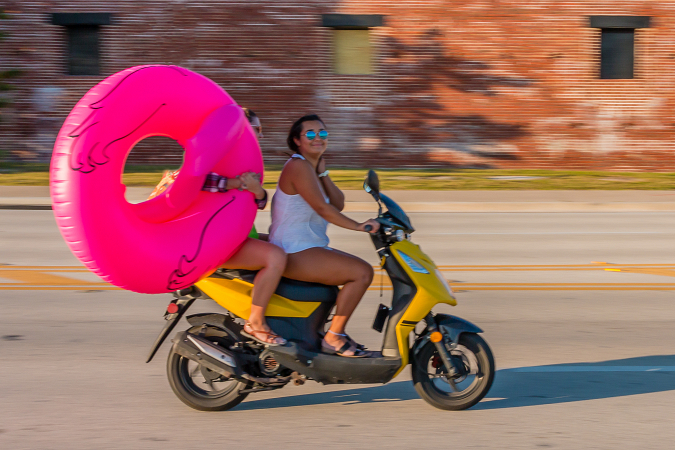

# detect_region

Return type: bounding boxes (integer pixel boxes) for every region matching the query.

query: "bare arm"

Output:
[282,159,377,232]
[316,157,344,211]
[239,172,268,210]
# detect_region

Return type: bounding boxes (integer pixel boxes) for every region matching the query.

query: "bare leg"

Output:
[221,238,287,344]
[283,247,374,356]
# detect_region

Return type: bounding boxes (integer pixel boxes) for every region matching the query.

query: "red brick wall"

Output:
[1,1,674,170]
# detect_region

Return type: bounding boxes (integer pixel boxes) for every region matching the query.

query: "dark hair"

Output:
[287,114,325,152]
[242,107,258,124]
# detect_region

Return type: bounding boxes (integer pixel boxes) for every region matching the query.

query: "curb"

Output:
[343,202,675,213]
[3,199,675,213]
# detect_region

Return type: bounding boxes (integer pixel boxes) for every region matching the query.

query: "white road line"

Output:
[432,232,672,235]
[501,366,675,373]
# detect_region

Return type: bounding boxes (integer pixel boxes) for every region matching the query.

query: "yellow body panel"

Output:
[390,240,457,377]
[195,277,321,320]
[195,240,453,380]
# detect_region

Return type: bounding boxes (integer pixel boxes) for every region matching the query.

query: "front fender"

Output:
[435,313,483,343]
[412,314,483,362]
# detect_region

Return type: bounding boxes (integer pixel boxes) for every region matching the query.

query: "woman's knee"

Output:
[353,260,374,286]
[265,245,287,272]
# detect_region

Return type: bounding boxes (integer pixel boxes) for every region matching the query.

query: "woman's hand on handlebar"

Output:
[357,219,380,233]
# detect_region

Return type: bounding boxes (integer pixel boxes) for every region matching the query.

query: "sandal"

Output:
[242,322,287,346]
[328,330,367,351]
[344,334,366,351]
[321,338,371,358]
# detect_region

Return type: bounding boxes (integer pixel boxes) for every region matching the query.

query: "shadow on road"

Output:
[235,355,675,411]
[234,380,418,411]
[475,354,675,410]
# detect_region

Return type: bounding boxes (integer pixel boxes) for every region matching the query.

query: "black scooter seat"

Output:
[213,269,339,303]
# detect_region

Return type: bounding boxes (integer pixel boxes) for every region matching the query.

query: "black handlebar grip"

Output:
[364,224,373,232]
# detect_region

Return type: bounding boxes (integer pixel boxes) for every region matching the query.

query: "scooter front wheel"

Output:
[412,333,495,411]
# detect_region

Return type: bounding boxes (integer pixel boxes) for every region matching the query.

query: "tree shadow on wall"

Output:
[371,29,533,167]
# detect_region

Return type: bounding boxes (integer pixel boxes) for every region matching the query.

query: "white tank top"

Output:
[269,154,330,254]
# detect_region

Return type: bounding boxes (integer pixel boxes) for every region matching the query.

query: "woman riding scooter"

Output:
[269,114,380,357]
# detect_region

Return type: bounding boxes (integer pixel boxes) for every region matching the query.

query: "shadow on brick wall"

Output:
[126,136,185,167]
[370,29,531,168]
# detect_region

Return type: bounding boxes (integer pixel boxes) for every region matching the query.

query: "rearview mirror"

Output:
[363,170,380,199]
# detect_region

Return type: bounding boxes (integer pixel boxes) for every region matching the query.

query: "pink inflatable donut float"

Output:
[50,65,263,294]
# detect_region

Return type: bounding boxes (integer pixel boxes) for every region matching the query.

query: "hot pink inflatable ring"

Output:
[50,65,263,294]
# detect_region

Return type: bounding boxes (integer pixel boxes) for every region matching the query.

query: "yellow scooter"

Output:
[147,170,495,411]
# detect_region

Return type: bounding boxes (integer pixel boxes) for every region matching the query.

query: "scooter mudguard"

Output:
[411,314,483,361]
[435,314,483,343]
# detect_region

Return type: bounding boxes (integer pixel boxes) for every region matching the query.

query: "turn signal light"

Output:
[430,331,443,343]
[167,303,179,314]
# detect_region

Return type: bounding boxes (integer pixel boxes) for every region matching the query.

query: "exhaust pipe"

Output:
[171,331,244,379]
[171,331,293,387]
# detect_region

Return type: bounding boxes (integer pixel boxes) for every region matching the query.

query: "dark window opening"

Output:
[52,13,110,76]
[589,16,650,80]
[600,28,634,79]
[67,25,100,75]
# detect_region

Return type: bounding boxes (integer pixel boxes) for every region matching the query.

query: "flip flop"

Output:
[242,322,287,346]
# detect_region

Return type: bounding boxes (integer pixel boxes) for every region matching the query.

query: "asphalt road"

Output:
[1,210,675,449]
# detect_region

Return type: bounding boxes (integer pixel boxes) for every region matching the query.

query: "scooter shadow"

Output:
[236,355,675,411]
[474,354,675,410]
[234,380,419,411]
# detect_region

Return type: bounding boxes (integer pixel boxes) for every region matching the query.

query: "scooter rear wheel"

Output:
[166,329,251,411]
[412,333,495,411]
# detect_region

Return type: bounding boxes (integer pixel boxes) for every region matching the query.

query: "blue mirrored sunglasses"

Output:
[303,130,329,141]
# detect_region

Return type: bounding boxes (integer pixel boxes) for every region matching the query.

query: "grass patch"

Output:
[1,163,674,190]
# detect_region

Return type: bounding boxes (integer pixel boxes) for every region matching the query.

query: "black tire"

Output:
[166,329,251,411]
[412,333,495,411]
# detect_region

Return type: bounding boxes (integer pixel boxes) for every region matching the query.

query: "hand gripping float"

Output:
[50,65,263,294]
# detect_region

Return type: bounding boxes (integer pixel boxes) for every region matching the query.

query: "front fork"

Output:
[423,313,467,378]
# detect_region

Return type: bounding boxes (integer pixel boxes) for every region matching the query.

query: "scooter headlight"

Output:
[434,268,454,296]
[395,229,405,241]
[398,251,429,274]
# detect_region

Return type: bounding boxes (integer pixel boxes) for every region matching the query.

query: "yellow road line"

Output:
[0,266,86,270]
[5,264,675,271]
[615,268,675,277]
[435,264,675,268]
[367,283,675,292]
[6,284,673,292]
[2,263,675,291]
[434,266,675,272]
[4,264,675,273]
[0,286,120,291]
[452,286,675,291]
[0,270,104,286]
